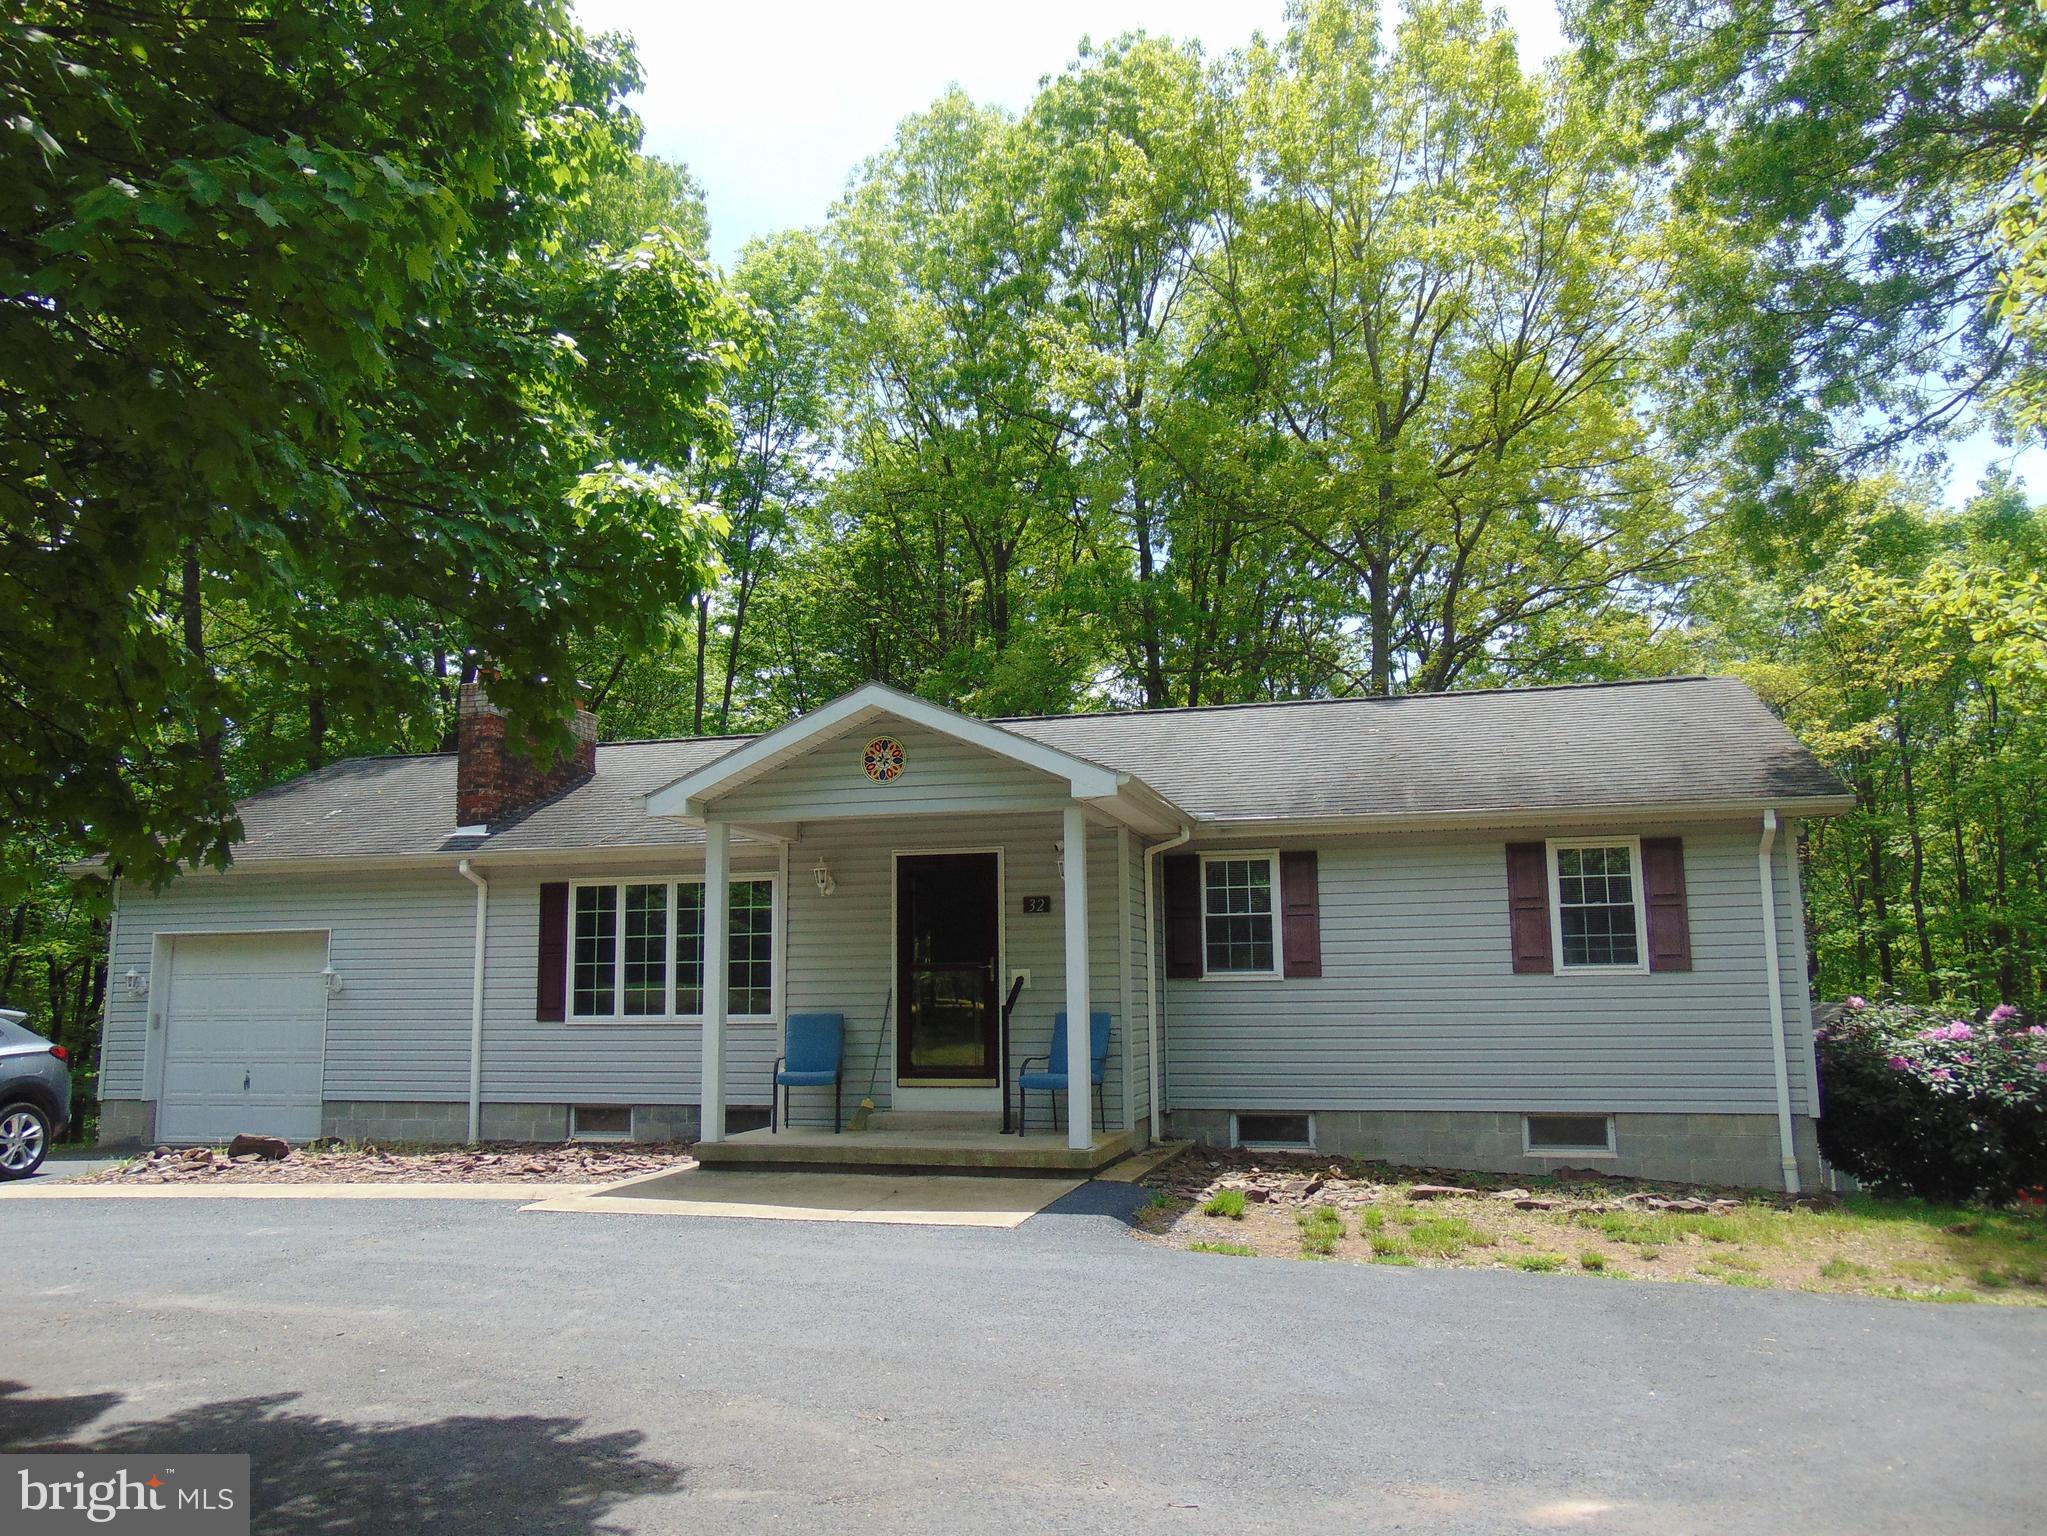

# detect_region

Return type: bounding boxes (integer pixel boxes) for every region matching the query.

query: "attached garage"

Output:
[156,931,329,1143]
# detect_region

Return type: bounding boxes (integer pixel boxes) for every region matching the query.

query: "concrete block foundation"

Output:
[1164,1107,1823,1191]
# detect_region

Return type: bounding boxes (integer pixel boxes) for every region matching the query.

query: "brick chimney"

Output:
[456,681,598,829]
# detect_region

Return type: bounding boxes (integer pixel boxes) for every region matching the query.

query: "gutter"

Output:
[458,859,489,1144]
[1756,810,1800,1193]
[1143,823,1194,1139]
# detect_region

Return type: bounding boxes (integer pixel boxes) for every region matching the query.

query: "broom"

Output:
[846,987,891,1131]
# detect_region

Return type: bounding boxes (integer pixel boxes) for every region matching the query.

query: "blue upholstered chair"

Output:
[771,1012,845,1133]
[1015,1011,1111,1136]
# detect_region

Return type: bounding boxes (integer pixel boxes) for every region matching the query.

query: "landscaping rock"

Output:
[180,1147,214,1165]
[1492,1188,1531,1202]
[1408,1184,1478,1200]
[227,1133,291,1161]
[1243,1185,1271,1203]
[1514,1197,1562,1211]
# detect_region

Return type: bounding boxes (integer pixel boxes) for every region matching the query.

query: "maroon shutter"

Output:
[1504,843,1553,974]
[1279,851,1322,978]
[1641,837,1692,972]
[1163,854,1202,978]
[537,881,569,1021]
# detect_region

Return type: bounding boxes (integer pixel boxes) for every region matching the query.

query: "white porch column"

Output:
[1062,804,1092,1150]
[701,818,730,1144]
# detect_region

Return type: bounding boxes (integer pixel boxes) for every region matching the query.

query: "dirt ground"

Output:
[79,1140,695,1185]
[1133,1147,2047,1305]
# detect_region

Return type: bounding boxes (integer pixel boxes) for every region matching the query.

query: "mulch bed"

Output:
[80,1140,696,1186]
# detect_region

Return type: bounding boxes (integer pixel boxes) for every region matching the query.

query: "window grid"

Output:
[622,883,668,1016]
[1554,844,1641,968]
[569,877,774,1020]
[1202,855,1277,975]
[571,884,617,1017]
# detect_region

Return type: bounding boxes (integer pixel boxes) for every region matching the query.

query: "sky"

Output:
[572,0,2038,503]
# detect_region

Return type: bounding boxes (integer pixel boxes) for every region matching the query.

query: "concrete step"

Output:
[694,1124,1135,1177]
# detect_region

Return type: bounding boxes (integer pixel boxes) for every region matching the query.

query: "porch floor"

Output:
[694,1122,1134,1176]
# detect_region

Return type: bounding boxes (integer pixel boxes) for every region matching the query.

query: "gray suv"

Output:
[0,1007,72,1179]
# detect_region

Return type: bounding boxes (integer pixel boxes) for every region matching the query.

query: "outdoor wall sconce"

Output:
[813,857,835,897]
[321,964,345,997]
[123,967,148,999]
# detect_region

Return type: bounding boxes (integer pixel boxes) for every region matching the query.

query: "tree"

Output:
[1571,0,2047,531]
[1211,0,1690,695]
[0,3,742,885]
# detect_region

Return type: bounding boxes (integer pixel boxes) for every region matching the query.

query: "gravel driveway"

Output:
[2,1187,2042,1535]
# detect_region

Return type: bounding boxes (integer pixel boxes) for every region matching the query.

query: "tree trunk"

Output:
[307,687,327,772]
[181,547,223,779]
[1895,703,1939,995]
[692,596,709,736]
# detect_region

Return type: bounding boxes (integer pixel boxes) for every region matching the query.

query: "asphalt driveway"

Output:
[1,1187,2041,1535]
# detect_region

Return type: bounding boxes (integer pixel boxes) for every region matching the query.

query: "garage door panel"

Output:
[158,933,327,1143]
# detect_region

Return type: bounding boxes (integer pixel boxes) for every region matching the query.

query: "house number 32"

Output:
[1021,895,1052,914]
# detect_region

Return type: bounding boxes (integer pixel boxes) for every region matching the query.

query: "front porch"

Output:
[643,682,1187,1160]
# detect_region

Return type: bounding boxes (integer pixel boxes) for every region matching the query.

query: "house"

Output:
[89,675,1854,1190]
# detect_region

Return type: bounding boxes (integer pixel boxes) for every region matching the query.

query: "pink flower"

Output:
[2036,1063,2047,1075]
[1847,996,1868,1010]
[1930,1068,1954,1083]
[1887,1056,1912,1071]
[2029,1026,2047,1039]
[1920,1022,1974,1043]
[1957,1053,1975,1066]
[1989,1004,2019,1024]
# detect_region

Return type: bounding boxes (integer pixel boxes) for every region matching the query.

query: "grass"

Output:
[1297,1204,1346,1257]
[1406,1216,1493,1259]
[1147,1156,2047,1306]
[1189,1240,1256,1257]
[1202,1189,1247,1220]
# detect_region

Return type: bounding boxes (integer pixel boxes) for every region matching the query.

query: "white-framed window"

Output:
[1523,1113,1617,1157]
[1546,838,1648,973]
[1200,852,1283,978]
[570,876,777,1021]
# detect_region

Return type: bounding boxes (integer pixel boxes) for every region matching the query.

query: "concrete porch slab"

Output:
[520,1166,1083,1227]
[692,1122,1133,1175]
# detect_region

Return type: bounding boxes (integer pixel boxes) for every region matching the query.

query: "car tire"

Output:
[0,1100,51,1180]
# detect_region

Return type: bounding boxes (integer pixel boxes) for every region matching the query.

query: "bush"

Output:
[1817,999,2047,1202]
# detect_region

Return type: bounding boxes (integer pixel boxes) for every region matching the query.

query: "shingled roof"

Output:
[203,674,1850,865]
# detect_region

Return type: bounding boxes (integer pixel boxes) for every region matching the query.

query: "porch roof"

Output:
[642,682,1191,835]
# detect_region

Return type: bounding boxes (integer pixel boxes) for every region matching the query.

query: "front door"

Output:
[896,853,1000,1083]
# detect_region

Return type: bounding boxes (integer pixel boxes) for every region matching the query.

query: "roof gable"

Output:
[642,682,1139,818]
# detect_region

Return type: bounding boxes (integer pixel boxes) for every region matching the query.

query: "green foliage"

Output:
[1513,1253,1567,1272]
[1815,999,2047,1201]
[0,3,742,886]
[1570,0,2047,527]
[1188,1239,1256,1256]
[1203,1188,1249,1219]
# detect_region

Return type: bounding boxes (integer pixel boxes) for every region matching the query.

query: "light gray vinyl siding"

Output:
[1158,822,1820,1118]
[477,850,782,1108]
[101,869,475,1103]
[713,721,1072,821]
[1123,831,1152,1133]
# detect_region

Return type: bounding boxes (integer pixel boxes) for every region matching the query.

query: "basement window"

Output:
[1232,1112,1314,1150]
[570,1105,634,1142]
[1523,1114,1616,1157]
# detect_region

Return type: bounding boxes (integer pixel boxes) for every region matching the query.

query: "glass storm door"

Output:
[896,853,1000,1083]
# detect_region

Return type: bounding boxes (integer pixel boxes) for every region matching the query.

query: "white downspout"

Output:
[1756,811,1800,1194]
[458,859,488,1144]
[1144,823,1194,1141]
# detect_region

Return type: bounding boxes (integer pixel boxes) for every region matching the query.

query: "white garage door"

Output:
[157,932,328,1143]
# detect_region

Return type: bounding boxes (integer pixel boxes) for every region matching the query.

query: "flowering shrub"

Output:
[1816,999,2047,1202]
